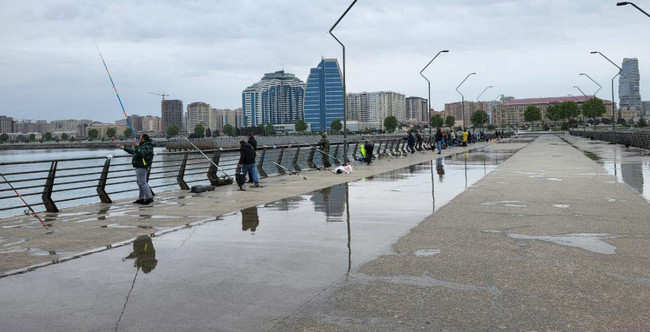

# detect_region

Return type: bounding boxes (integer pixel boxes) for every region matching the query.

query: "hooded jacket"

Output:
[124,140,155,168]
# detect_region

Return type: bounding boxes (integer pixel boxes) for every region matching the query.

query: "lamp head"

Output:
[470,72,476,75]
[488,85,493,88]
[590,51,598,54]
[617,2,630,6]
[579,73,586,75]
[442,50,449,53]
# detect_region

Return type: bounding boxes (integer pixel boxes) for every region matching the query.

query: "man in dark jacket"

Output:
[238,140,259,187]
[120,134,155,204]
[247,134,258,182]
[318,133,331,168]
[434,128,443,154]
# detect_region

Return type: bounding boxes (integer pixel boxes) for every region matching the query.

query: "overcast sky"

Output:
[1,0,648,123]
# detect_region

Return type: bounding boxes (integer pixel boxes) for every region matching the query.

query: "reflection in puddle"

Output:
[546,177,563,182]
[483,201,527,208]
[101,224,155,229]
[413,249,441,257]
[507,233,618,255]
[551,204,570,209]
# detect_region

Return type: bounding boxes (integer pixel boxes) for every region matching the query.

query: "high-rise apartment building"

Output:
[0,115,14,133]
[162,99,184,132]
[304,58,344,132]
[444,101,490,127]
[347,91,406,128]
[405,97,429,123]
[242,70,305,127]
[619,58,642,116]
[142,115,161,132]
[186,102,211,133]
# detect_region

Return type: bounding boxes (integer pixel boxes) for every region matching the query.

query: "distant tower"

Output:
[619,58,641,116]
[242,70,305,127]
[304,58,344,131]
[162,99,184,132]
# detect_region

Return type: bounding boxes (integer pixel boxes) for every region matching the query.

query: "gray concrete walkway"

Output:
[274,134,650,331]
[2,134,649,331]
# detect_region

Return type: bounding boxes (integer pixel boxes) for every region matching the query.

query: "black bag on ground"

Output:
[190,184,215,193]
[210,177,234,186]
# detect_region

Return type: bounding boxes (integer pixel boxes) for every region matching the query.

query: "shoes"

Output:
[142,198,154,205]
[133,199,144,204]
[254,183,260,187]
[437,152,441,154]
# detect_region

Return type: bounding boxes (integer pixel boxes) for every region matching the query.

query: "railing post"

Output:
[96,158,112,203]
[257,149,268,178]
[42,161,59,212]
[352,142,359,161]
[307,146,317,169]
[276,148,286,175]
[207,150,222,183]
[333,144,341,165]
[177,153,190,190]
[293,147,302,171]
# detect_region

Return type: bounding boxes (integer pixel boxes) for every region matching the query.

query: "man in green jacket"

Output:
[120,134,155,205]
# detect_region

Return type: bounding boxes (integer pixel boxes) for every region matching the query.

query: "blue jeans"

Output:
[240,164,259,184]
[436,141,442,153]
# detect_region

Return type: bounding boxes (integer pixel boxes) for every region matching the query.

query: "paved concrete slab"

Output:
[273,134,650,331]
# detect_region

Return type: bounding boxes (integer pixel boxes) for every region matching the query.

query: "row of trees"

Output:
[519,98,632,129]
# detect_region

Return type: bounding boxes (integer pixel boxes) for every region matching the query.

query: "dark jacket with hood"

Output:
[238,142,256,165]
[124,140,155,168]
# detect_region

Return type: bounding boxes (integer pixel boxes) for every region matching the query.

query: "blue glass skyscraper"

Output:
[304,58,344,132]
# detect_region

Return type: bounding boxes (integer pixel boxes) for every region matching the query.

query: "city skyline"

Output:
[1,1,649,123]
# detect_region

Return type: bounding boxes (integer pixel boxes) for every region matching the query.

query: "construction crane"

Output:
[148,91,169,101]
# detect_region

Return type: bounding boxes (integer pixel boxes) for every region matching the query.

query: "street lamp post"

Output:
[573,86,587,98]
[579,73,602,98]
[420,50,449,140]
[329,0,356,164]
[617,2,650,18]
[476,86,493,101]
[591,51,622,143]
[456,72,476,129]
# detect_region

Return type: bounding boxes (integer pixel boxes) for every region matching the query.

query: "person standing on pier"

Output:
[247,133,258,183]
[238,140,259,187]
[407,132,416,154]
[120,134,155,205]
[319,133,332,168]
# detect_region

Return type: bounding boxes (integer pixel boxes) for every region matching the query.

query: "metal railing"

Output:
[570,130,650,150]
[0,139,413,218]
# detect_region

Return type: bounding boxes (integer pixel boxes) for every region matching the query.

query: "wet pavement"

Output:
[2,135,650,331]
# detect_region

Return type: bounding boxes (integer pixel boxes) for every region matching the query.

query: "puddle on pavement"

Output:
[0,147,520,331]
[507,232,619,255]
[413,249,441,257]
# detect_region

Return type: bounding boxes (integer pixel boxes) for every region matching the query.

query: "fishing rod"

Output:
[261,146,307,180]
[114,267,139,332]
[304,141,347,167]
[0,172,48,229]
[94,39,137,140]
[173,128,232,181]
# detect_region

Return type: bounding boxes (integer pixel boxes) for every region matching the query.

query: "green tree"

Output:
[637,117,648,127]
[470,110,489,129]
[430,114,444,128]
[61,133,69,141]
[545,104,562,126]
[44,132,53,141]
[330,119,342,133]
[88,128,99,140]
[294,119,308,133]
[581,98,607,125]
[264,122,275,135]
[524,106,542,128]
[205,127,212,138]
[559,101,580,125]
[106,127,117,138]
[15,134,25,142]
[166,125,180,138]
[28,133,36,142]
[444,115,455,128]
[0,133,9,143]
[194,124,205,137]
[384,115,398,133]
[222,124,234,136]
[124,128,133,138]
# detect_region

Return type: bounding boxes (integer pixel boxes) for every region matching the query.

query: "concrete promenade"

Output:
[276,134,650,331]
[1,134,649,331]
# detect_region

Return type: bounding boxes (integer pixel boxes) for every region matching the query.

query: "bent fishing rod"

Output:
[0,172,48,229]
[173,128,233,181]
[304,141,348,166]
[94,39,137,141]
[259,146,307,180]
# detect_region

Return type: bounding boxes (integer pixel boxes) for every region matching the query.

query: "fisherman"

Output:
[123,235,157,274]
[364,140,374,165]
[415,132,423,151]
[246,133,258,183]
[407,132,416,154]
[120,134,155,205]
[318,132,332,168]
[435,128,443,154]
[238,140,259,187]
